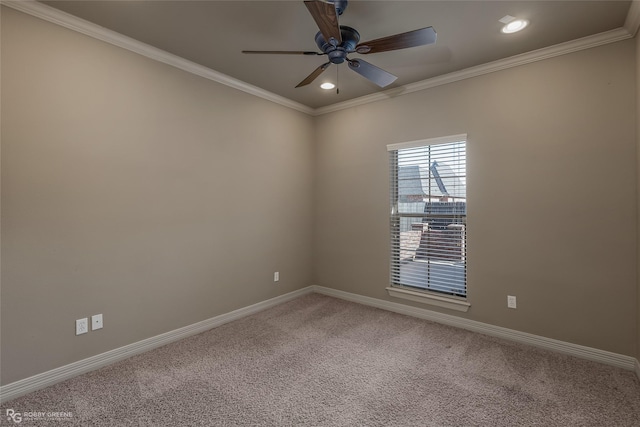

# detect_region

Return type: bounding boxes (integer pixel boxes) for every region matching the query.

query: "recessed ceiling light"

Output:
[320,82,335,90]
[501,18,529,34]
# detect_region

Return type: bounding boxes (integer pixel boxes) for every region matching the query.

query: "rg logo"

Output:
[6,409,22,423]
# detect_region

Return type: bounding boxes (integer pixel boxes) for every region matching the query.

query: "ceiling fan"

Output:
[242,0,437,89]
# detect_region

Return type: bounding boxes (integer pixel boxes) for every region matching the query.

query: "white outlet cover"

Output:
[92,314,103,330]
[76,318,88,335]
[507,295,517,309]
[274,272,279,282]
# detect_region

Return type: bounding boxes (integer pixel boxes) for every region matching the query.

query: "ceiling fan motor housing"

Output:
[315,25,360,64]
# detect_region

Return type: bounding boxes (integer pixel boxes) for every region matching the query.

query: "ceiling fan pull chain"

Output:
[337,65,340,95]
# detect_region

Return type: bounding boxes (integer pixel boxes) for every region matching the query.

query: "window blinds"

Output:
[388,135,467,297]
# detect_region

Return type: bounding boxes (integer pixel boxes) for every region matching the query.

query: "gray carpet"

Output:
[2,293,640,426]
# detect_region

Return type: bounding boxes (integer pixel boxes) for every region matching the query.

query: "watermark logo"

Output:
[5,409,73,423]
[6,409,22,424]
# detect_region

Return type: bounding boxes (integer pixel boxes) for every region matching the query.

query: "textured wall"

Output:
[314,40,637,356]
[1,8,315,385]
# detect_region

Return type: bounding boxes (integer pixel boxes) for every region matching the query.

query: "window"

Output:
[388,135,468,309]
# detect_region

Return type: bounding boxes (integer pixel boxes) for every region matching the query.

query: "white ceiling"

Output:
[40,1,632,109]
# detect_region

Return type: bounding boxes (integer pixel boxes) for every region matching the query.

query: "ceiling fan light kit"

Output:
[242,0,437,90]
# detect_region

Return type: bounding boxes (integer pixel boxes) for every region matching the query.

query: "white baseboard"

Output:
[0,287,315,403]
[310,285,638,372]
[2,285,637,403]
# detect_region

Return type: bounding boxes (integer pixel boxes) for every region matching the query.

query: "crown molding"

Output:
[3,1,634,117]
[1,0,315,116]
[313,27,633,116]
[624,0,640,36]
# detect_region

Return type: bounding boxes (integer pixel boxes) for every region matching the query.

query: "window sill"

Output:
[386,287,470,312]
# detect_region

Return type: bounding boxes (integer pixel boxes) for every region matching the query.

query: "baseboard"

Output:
[2,285,636,403]
[311,285,637,372]
[0,286,314,403]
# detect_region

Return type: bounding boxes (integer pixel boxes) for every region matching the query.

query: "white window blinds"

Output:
[388,135,467,297]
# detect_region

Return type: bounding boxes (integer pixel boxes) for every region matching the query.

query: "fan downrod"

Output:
[329,0,348,16]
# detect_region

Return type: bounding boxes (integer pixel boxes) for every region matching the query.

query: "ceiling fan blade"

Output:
[242,50,323,55]
[347,59,397,88]
[355,27,437,54]
[304,0,342,45]
[296,62,331,88]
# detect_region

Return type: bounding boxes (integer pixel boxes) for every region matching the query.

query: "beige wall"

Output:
[1,8,315,385]
[314,40,637,356]
[2,5,639,388]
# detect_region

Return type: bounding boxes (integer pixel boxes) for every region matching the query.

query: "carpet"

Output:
[2,293,640,426]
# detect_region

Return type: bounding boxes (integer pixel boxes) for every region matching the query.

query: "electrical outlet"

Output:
[76,318,88,335]
[507,295,517,309]
[274,272,279,282]
[92,314,103,331]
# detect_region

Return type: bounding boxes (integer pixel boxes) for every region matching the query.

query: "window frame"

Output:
[386,134,470,312]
